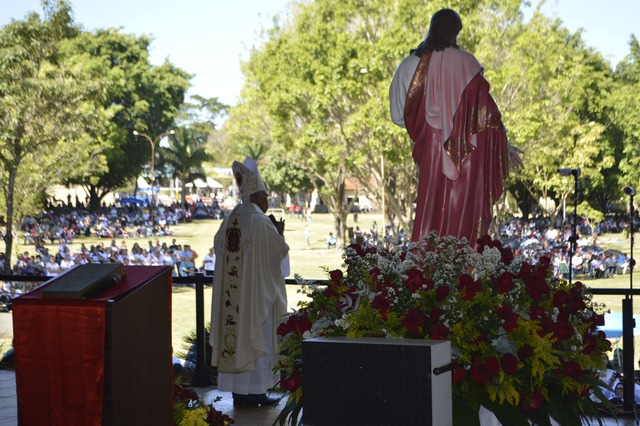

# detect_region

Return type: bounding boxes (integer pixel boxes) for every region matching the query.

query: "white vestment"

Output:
[209,202,289,394]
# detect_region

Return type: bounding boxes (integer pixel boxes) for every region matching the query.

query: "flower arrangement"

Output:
[275,233,612,425]
[173,381,234,426]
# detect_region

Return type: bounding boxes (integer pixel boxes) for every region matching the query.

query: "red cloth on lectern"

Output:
[405,52,509,249]
[12,266,169,426]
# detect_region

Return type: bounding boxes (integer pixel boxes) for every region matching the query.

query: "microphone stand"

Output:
[558,168,580,286]
[622,187,636,418]
[569,171,579,286]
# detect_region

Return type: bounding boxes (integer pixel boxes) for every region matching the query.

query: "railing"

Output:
[0,272,328,387]
[3,273,635,397]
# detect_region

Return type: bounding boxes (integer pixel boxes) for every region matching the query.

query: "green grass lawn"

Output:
[3,212,639,364]
[4,211,374,355]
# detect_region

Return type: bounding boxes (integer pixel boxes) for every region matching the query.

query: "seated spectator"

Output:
[601,375,640,406]
[45,256,62,276]
[606,255,618,276]
[617,254,630,275]
[327,232,337,249]
[179,255,196,277]
[590,255,606,279]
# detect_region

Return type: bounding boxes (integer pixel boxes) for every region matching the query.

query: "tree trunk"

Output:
[3,167,17,274]
[181,180,187,204]
[86,184,108,211]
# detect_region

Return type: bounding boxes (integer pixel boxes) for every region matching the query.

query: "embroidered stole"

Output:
[217,213,243,373]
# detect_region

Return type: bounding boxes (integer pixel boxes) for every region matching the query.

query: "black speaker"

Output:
[302,337,451,426]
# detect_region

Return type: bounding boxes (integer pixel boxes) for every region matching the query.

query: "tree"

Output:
[62,28,191,209]
[479,9,613,220]
[161,126,213,203]
[0,1,113,272]
[231,0,625,243]
[608,35,640,195]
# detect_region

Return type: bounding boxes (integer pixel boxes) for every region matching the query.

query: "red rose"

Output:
[423,278,435,290]
[470,357,499,385]
[552,290,572,309]
[495,272,515,294]
[347,244,364,256]
[401,308,424,337]
[470,364,490,385]
[459,277,482,301]
[298,316,313,334]
[496,304,513,320]
[477,235,493,252]
[371,295,391,319]
[281,370,303,391]
[500,247,514,265]
[517,344,533,360]
[538,256,552,269]
[369,267,381,281]
[452,366,467,383]
[405,268,423,292]
[457,274,473,291]
[429,322,450,340]
[529,306,546,319]
[521,389,544,410]
[582,336,597,355]
[485,357,500,377]
[503,312,519,332]
[429,305,443,322]
[563,360,582,379]
[553,319,575,340]
[525,279,549,300]
[538,316,555,337]
[500,353,518,374]
[435,285,449,302]
[277,322,291,336]
[329,269,344,283]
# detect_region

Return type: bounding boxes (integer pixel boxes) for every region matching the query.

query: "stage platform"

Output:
[1,368,640,425]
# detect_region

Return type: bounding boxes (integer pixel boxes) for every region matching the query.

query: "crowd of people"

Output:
[6,238,212,279]
[500,214,635,280]
[1,196,637,286]
[347,213,637,282]
[19,198,223,246]
[0,200,226,298]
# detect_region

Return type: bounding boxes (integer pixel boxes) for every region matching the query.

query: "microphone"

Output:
[623,186,637,197]
[558,168,580,177]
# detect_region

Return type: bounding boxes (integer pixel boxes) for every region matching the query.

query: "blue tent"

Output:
[118,197,146,205]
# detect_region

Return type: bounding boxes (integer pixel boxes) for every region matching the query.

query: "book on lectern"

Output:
[41,263,126,299]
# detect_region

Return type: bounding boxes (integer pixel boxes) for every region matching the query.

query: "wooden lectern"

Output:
[12,266,173,426]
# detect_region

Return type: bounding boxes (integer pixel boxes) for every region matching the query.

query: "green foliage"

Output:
[60,27,191,207]
[608,35,640,192]
[0,0,111,271]
[577,201,605,225]
[261,157,313,202]
[228,0,637,232]
[162,126,213,203]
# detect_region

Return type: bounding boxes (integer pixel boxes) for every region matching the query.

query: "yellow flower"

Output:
[179,407,209,426]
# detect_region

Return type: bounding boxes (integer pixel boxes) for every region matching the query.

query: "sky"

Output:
[1,0,638,107]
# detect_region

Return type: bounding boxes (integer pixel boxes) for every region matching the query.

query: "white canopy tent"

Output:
[186,177,224,189]
[206,177,223,189]
[188,178,208,189]
[137,176,151,189]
